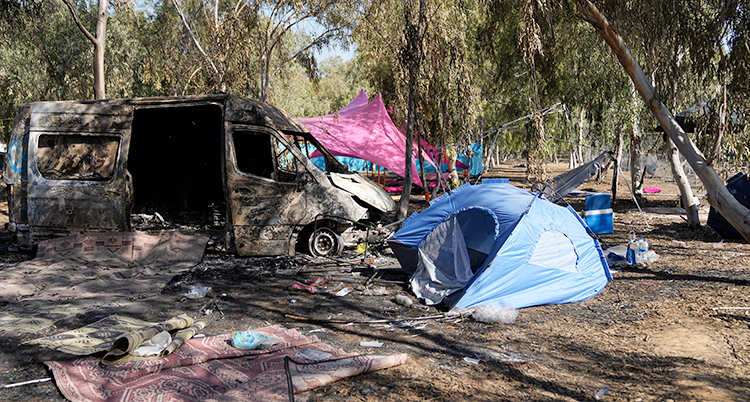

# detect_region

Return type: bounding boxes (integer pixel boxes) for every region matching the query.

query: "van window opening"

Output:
[37,134,119,180]
[284,132,349,174]
[233,131,274,179]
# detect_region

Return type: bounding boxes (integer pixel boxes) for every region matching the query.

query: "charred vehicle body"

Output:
[4,94,396,256]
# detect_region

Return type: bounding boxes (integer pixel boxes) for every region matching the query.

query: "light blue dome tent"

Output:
[387,182,612,309]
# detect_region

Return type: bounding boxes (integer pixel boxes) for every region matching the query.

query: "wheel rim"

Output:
[309,228,341,256]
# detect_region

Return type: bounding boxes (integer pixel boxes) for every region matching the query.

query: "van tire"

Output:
[308,227,344,257]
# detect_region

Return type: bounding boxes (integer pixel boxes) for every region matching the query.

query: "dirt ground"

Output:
[0,161,749,402]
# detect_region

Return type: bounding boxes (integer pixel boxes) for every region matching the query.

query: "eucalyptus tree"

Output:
[61,0,111,98]
[1,0,110,130]
[167,0,357,101]
[574,0,750,241]
[354,0,481,201]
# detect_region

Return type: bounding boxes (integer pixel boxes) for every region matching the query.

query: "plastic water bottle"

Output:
[626,238,637,265]
[395,294,414,308]
[635,238,649,264]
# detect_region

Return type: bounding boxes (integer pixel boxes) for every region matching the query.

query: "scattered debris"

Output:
[594,386,610,400]
[4,378,52,388]
[184,286,211,299]
[395,294,414,308]
[360,341,384,348]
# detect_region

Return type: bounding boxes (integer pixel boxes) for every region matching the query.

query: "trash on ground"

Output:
[360,341,384,348]
[295,348,333,361]
[594,386,610,400]
[184,286,211,299]
[604,245,628,268]
[290,276,330,293]
[3,378,52,388]
[470,305,518,324]
[231,330,282,349]
[395,294,414,307]
[130,331,172,357]
[671,240,687,247]
[363,286,389,296]
[627,237,659,265]
[335,287,351,297]
[463,357,481,365]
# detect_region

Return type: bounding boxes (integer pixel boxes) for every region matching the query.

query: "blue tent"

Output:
[388,182,611,309]
[707,172,750,239]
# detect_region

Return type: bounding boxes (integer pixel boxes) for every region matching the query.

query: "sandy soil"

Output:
[0,162,748,402]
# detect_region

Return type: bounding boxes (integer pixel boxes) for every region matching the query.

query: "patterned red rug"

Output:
[0,231,208,301]
[47,325,407,402]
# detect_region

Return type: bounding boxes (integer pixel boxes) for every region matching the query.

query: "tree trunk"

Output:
[709,81,727,167]
[576,109,584,166]
[612,127,623,201]
[397,0,425,221]
[93,0,107,99]
[668,138,700,227]
[525,109,547,182]
[574,0,750,242]
[62,0,108,99]
[629,126,644,202]
[416,124,428,194]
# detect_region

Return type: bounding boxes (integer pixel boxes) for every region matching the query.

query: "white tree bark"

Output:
[62,0,108,99]
[668,138,700,227]
[574,0,750,242]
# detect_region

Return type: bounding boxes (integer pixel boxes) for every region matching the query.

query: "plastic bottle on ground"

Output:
[626,238,637,265]
[395,294,414,308]
[635,238,649,264]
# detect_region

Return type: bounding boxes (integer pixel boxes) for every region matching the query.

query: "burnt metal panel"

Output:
[29,102,132,134]
[25,102,134,237]
[224,96,308,134]
[225,123,367,256]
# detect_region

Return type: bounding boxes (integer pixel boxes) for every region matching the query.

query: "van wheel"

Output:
[308,227,343,257]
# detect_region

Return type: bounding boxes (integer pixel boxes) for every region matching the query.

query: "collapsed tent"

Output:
[707,172,750,239]
[388,182,611,309]
[532,151,613,202]
[299,90,437,187]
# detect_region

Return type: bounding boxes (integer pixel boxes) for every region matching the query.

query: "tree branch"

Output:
[61,0,97,45]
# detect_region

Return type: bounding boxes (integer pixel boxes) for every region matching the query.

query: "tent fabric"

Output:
[533,152,612,202]
[388,182,611,309]
[707,172,750,239]
[300,90,436,187]
[409,215,474,305]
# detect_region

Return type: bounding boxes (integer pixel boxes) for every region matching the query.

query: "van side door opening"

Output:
[128,104,225,228]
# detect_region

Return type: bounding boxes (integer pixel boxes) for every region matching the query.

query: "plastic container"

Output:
[395,294,414,308]
[671,240,687,247]
[594,387,610,400]
[584,194,613,234]
[626,238,637,265]
[635,238,649,264]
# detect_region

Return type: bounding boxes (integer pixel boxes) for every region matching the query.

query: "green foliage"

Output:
[0,0,747,164]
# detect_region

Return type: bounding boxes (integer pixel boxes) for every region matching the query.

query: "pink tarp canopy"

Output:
[300,90,437,187]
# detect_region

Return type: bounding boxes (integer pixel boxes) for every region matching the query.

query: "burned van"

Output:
[4,94,396,256]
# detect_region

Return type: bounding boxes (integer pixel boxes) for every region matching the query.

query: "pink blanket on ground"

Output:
[47,325,407,402]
